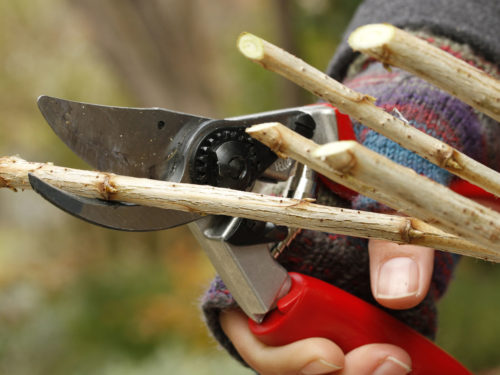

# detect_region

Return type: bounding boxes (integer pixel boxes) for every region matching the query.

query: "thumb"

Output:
[369,239,434,310]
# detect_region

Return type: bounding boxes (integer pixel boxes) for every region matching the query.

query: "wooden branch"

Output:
[348,23,500,122]
[246,122,500,254]
[1,156,496,261]
[237,32,500,198]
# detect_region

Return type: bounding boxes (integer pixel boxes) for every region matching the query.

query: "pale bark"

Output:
[246,122,500,254]
[348,23,500,122]
[237,32,500,198]
[0,156,496,261]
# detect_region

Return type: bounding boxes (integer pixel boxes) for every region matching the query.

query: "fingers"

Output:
[220,309,412,375]
[339,344,411,375]
[369,239,435,309]
[220,308,344,375]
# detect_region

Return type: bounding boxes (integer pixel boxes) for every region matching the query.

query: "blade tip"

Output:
[36,95,55,115]
[36,94,51,105]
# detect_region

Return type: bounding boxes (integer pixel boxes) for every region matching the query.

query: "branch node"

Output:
[99,174,118,200]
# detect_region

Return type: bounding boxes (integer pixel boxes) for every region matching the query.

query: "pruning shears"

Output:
[30,95,471,374]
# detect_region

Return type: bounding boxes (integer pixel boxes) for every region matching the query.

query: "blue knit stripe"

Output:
[343,63,489,213]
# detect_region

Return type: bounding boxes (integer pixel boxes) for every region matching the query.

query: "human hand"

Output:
[220,239,434,374]
[221,308,412,375]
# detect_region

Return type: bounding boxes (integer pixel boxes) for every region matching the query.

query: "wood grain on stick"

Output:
[0,155,496,261]
[237,32,500,198]
[348,23,500,122]
[246,122,500,254]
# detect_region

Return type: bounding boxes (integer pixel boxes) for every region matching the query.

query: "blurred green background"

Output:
[0,1,498,374]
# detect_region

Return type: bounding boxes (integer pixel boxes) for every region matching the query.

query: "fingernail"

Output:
[301,359,342,375]
[376,257,419,299]
[372,356,411,375]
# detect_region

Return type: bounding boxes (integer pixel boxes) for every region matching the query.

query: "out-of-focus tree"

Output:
[68,0,299,115]
[66,0,363,114]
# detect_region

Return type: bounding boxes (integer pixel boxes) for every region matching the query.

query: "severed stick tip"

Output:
[246,122,289,158]
[246,122,281,134]
[348,23,396,50]
[238,32,264,59]
[313,141,357,158]
[313,141,358,172]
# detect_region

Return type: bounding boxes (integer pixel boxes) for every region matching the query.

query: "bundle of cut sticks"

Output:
[1,24,499,261]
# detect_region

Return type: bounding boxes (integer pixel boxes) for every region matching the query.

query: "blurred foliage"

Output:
[0,0,498,374]
[436,259,500,371]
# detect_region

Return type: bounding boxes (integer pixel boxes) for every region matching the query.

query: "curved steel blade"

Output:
[28,174,201,231]
[37,95,211,179]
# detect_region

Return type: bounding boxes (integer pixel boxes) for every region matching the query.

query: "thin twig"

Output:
[0,155,496,261]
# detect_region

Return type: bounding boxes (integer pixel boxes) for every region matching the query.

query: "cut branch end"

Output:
[348,23,396,51]
[246,122,288,158]
[238,32,264,60]
[313,141,358,173]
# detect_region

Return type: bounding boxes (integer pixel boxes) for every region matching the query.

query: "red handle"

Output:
[249,272,471,375]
